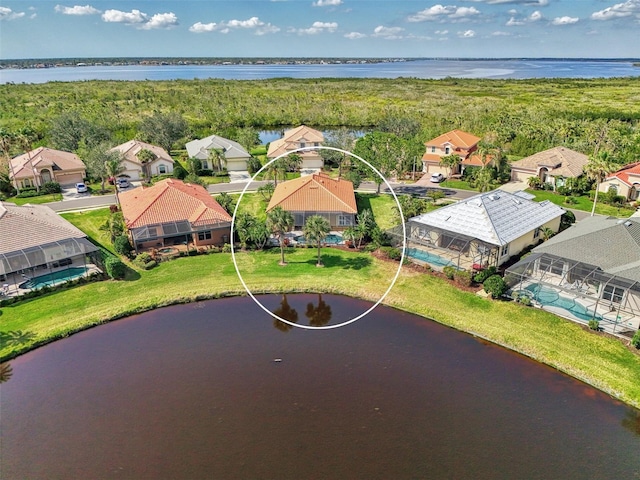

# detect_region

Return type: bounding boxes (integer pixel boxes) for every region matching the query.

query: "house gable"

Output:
[266,173,356,214]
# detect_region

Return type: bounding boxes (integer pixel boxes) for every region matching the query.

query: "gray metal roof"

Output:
[410,190,565,246]
[534,216,640,282]
[185,135,251,161]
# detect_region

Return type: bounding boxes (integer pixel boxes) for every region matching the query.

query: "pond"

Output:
[1,294,638,479]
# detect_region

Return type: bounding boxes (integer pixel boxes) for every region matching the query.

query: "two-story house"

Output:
[267,125,324,174]
[599,162,640,202]
[421,129,484,177]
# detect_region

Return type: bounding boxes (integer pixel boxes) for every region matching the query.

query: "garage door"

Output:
[55,172,84,186]
[511,170,533,182]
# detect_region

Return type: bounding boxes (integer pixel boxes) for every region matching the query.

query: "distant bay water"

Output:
[1,58,639,84]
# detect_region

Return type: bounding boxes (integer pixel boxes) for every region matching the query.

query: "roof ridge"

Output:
[312,176,357,213]
[266,176,312,211]
[124,181,171,226]
[12,203,84,237]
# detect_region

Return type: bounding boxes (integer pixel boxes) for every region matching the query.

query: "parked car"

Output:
[116,178,131,190]
[75,182,88,193]
[430,173,445,183]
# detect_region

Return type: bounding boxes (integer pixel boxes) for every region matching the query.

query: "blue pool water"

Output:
[406,247,456,268]
[19,267,89,290]
[295,234,343,245]
[521,284,601,322]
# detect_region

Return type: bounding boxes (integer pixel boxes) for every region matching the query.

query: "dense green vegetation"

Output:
[1,77,639,163]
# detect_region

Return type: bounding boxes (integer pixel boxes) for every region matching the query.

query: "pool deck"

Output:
[1,264,101,298]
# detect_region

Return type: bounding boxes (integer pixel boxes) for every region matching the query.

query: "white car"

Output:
[430,173,445,183]
[75,182,88,193]
[116,178,131,190]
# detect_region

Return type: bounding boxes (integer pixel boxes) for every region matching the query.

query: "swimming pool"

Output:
[520,284,601,322]
[19,267,89,290]
[295,233,343,245]
[406,247,456,268]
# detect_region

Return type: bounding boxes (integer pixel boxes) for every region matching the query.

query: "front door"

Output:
[41,169,52,183]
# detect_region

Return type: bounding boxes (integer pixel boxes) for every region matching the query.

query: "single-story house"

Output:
[185,134,251,172]
[598,162,640,202]
[119,178,232,252]
[510,147,589,188]
[267,125,325,173]
[0,202,100,295]
[110,140,174,181]
[389,190,565,271]
[421,129,485,176]
[266,172,357,230]
[9,147,86,190]
[505,216,640,336]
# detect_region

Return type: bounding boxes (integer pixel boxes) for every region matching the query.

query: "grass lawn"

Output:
[440,179,478,191]
[200,176,230,185]
[5,193,63,205]
[60,209,115,254]
[229,192,270,221]
[527,189,635,217]
[356,193,398,230]
[1,249,639,408]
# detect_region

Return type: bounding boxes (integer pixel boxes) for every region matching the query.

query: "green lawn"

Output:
[5,193,63,205]
[200,175,230,185]
[440,179,478,191]
[1,250,639,408]
[527,189,635,217]
[356,193,397,230]
[61,209,115,253]
[229,192,270,221]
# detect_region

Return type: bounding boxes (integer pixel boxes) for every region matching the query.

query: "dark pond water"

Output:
[1,294,639,479]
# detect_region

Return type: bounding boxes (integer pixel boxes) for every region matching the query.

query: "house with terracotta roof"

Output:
[598,162,640,202]
[266,173,357,230]
[505,216,640,337]
[510,147,589,187]
[389,190,564,271]
[9,147,86,190]
[110,140,174,181]
[185,134,251,172]
[421,129,484,176]
[0,202,100,295]
[119,179,232,252]
[267,125,325,174]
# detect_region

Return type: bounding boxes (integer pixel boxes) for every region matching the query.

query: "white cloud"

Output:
[551,16,579,25]
[506,17,524,26]
[313,0,343,6]
[141,12,178,30]
[591,0,640,21]
[0,6,26,20]
[102,9,147,24]
[435,29,449,34]
[506,10,543,25]
[344,31,366,39]
[491,30,511,36]
[372,25,405,39]
[190,16,279,35]
[295,21,338,34]
[55,4,100,15]
[529,11,542,22]
[408,5,480,22]
[458,29,476,37]
[465,0,547,4]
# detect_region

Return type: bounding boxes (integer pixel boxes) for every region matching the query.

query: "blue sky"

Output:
[1,1,639,59]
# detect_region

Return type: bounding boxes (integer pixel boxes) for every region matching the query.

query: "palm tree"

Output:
[208,148,226,172]
[303,215,330,267]
[17,128,38,192]
[355,209,374,248]
[250,222,270,250]
[584,152,616,216]
[235,212,256,250]
[286,153,303,173]
[342,226,358,248]
[105,153,125,204]
[267,206,294,265]
[440,154,460,179]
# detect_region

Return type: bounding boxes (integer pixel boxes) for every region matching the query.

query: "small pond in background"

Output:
[1,294,638,479]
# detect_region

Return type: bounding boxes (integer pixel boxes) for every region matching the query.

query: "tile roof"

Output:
[411,189,564,246]
[119,179,232,229]
[266,173,357,214]
[267,125,324,158]
[534,216,640,282]
[110,140,173,165]
[510,147,589,178]
[9,147,85,180]
[185,134,251,161]
[604,162,640,187]
[424,130,480,150]
[0,202,88,254]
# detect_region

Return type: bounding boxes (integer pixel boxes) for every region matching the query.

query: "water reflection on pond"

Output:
[1,294,638,479]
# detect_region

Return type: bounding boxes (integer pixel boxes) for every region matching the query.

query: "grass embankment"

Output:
[1,249,639,408]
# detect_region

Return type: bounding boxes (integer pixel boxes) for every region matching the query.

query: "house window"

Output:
[202,160,209,170]
[445,147,450,154]
[431,146,436,153]
[534,227,541,239]
[23,178,33,188]
[602,284,624,304]
[608,185,618,194]
[338,215,352,226]
[314,142,319,147]
[300,142,306,148]
[198,231,212,241]
[159,165,167,174]
[500,243,509,258]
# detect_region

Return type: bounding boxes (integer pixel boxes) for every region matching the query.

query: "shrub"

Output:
[442,265,456,280]
[173,163,188,180]
[104,255,126,279]
[454,270,472,287]
[564,196,578,205]
[483,275,508,299]
[16,189,40,198]
[222,243,232,253]
[41,181,62,194]
[247,156,262,175]
[588,319,600,331]
[114,235,133,256]
[632,330,640,349]
[516,294,532,306]
[473,266,497,284]
[379,246,402,261]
